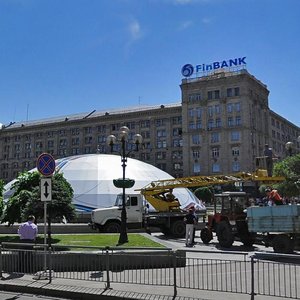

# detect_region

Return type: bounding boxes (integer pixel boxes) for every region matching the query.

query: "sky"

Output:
[0,0,299,127]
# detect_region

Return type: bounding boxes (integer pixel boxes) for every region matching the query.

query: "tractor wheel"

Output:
[216,221,234,248]
[200,227,213,244]
[170,220,186,238]
[104,222,121,233]
[272,235,294,254]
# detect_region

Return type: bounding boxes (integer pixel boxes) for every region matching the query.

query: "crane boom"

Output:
[136,172,285,212]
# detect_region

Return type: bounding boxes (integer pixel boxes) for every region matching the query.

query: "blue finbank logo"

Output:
[182,57,246,77]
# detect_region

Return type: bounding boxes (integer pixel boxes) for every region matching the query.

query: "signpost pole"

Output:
[36,153,56,280]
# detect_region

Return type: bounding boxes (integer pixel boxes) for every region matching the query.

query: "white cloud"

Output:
[128,19,142,41]
[202,17,212,24]
[179,20,193,30]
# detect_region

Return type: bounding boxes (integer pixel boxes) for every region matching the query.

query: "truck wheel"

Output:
[104,222,121,233]
[273,235,294,254]
[236,220,255,247]
[170,220,186,238]
[200,228,213,244]
[216,221,234,248]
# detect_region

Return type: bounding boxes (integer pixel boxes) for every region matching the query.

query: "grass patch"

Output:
[0,233,164,249]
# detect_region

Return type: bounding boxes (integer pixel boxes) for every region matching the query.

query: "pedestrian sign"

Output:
[37,153,56,177]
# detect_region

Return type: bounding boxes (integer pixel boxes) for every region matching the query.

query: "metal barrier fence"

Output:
[0,242,299,299]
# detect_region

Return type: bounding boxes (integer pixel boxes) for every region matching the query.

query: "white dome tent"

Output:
[4,154,204,212]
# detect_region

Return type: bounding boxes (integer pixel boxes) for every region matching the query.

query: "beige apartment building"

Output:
[0,69,299,183]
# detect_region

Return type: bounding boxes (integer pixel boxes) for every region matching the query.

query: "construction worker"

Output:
[265,187,284,205]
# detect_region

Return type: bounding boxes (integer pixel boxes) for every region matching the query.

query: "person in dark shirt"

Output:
[184,208,197,247]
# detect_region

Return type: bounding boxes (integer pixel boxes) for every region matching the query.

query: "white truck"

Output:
[90,192,206,237]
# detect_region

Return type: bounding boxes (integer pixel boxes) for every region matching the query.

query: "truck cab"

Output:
[90,193,144,232]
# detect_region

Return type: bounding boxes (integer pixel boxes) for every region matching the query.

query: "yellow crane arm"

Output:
[137,172,285,212]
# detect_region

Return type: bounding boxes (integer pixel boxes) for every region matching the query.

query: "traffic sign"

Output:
[37,153,56,176]
[40,178,52,202]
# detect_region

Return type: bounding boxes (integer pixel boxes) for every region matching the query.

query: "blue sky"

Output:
[0,0,299,126]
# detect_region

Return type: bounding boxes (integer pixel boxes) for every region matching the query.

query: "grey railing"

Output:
[0,242,299,299]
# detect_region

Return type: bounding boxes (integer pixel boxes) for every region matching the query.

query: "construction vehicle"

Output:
[90,165,284,238]
[199,191,256,248]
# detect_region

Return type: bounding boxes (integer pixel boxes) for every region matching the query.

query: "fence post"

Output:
[0,243,2,278]
[250,256,256,300]
[48,246,52,283]
[173,250,177,298]
[105,247,110,290]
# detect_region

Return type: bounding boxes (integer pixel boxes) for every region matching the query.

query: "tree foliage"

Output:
[2,171,75,225]
[273,154,300,198]
[194,187,213,204]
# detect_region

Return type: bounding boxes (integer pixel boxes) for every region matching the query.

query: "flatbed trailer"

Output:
[247,205,300,253]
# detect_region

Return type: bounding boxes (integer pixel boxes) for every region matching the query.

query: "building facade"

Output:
[0,70,299,183]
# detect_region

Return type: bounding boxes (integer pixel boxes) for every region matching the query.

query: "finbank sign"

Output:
[181,56,246,77]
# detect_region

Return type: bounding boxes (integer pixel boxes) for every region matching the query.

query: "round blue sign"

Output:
[37,153,56,176]
[181,64,194,77]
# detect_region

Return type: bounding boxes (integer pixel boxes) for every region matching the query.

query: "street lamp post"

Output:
[107,126,142,245]
[285,141,294,157]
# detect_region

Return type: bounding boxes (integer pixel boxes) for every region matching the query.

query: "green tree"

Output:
[2,171,75,225]
[273,154,300,198]
[194,187,213,205]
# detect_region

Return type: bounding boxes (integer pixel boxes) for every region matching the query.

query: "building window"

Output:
[48,140,54,148]
[208,119,214,130]
[231,131,240,141]
[211,132,220,143]
[174,163,182,170]
[212,163,220,173]
[227,88,233,97]
[84,147,91,154]
[212,147,219,158]
[192,150,200,159]
[235,102,241,112]
[193,162,201,174]
[188,93,201,102]
[191,134,200,145]
[141,120,150,128]
[173,139,183,147]
[85,136,93,144]
[157,140,167,148]
[207,91,213,100]
[172,128,182,136]
[234,87,240,96]
[157,163,166,171]
[59,139,67,147]
[208,106,214,117]
[84,127,92,134]
[71,128,80,135]
[215,105,221,114]
[97,125,106,133]
[189,121,196,129]
[172,150,182,159]
[232,147,240,156]
[235,116,242,126]
[141,131,150,139]
[215,118,221,128]
[97,135,106,143]
[232,161,240,172]
[156,119,166,127]
[214,90,220,99]
[156,152,166,160]
[157,129,166,137]
[172,116,182,125]
[72,148,80,155]
[227,103,234,113]
[228,117,234,127]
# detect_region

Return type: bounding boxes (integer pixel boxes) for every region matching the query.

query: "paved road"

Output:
[0,290,69,300]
